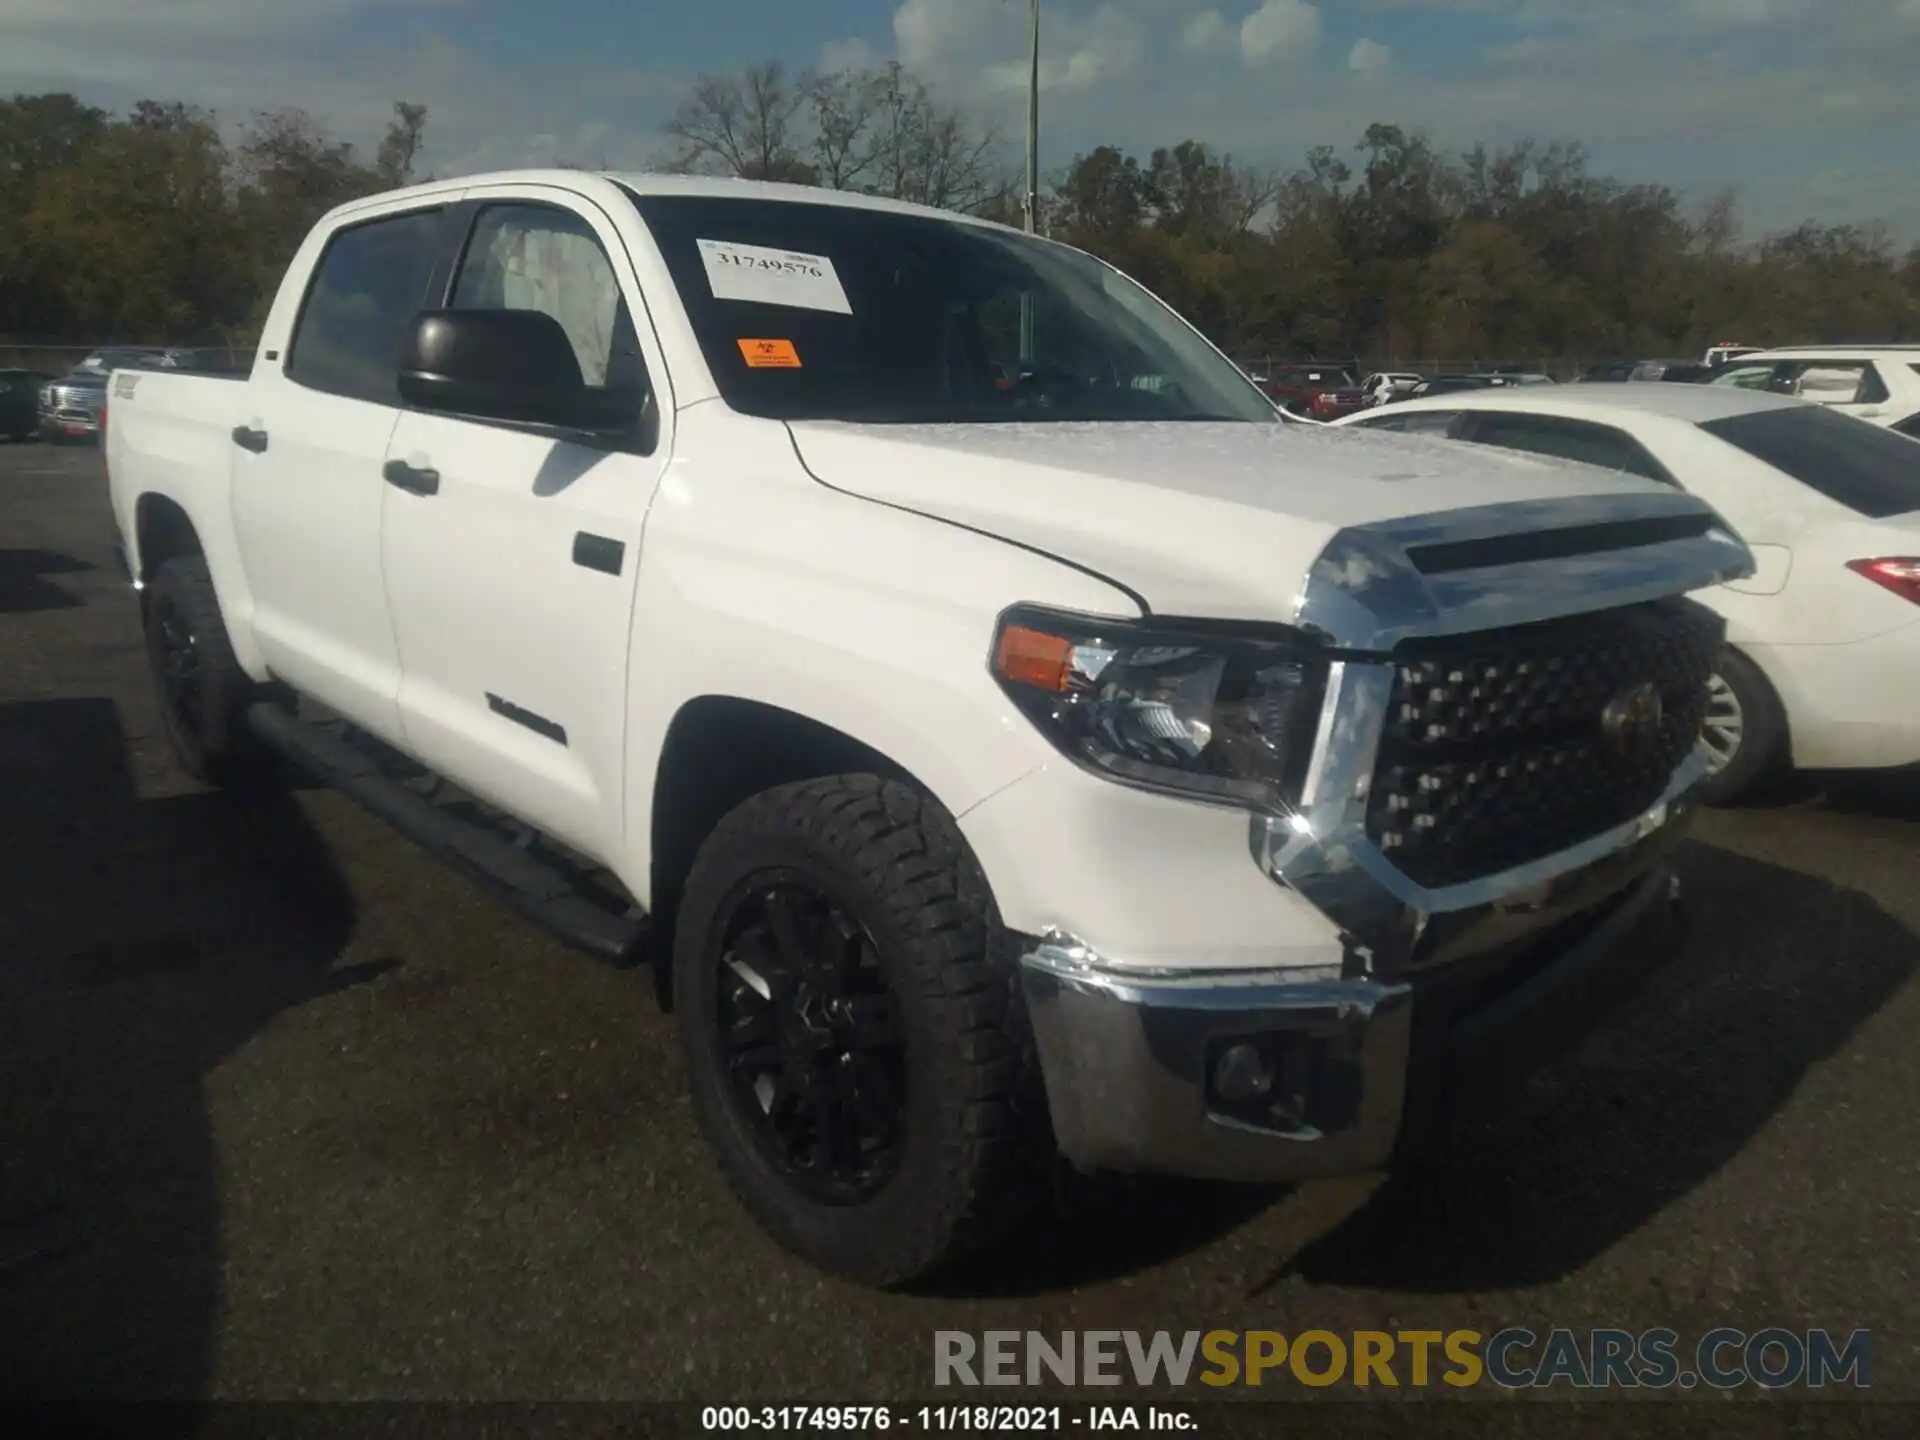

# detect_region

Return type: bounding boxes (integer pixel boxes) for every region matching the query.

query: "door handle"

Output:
[382,458,440,496]
[231,425,268,453]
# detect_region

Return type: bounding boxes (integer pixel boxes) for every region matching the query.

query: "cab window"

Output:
[450,203,647,395]
[286,208,445,404]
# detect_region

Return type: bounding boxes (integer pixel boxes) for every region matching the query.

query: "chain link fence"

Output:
[0,342,257,374]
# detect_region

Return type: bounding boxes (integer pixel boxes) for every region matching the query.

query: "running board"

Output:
[244,701,648,966]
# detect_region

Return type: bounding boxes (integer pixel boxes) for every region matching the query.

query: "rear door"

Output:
[232,202,452,736]
[378,187,672,863]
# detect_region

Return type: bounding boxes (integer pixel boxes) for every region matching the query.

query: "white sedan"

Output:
[1333,383,1920,803]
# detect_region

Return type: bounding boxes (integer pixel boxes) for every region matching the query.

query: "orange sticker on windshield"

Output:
[739,338,801,368]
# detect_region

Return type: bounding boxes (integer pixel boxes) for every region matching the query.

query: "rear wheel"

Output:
[1696,649,1787,805]
[142,554,264,786]
[673,775,1048,1286]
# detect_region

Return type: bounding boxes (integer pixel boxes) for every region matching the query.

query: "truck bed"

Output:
[105,367,248,585]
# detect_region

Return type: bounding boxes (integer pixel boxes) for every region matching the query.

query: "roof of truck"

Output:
[334,168,1018,233]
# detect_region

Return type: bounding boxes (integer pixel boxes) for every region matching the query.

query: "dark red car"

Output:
[1252,362,1369,420]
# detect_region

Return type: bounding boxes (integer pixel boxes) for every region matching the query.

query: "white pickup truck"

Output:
[106,171,1753,1286]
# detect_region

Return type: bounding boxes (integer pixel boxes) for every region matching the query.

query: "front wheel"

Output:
[672,775,1049,1286]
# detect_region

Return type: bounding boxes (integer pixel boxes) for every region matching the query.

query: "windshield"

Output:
[1701,405,1920,519]
[629,193,1277,425]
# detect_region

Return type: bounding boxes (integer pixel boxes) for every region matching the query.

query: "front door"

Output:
[231,204,449,737]
[379,189,671,864]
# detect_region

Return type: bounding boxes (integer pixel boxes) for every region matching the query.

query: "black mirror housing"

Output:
[397,309,641,434]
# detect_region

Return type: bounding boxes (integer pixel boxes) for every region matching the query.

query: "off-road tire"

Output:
[1696,647,1788,806]
[142,553,264,786]
[673,774,1050,1286]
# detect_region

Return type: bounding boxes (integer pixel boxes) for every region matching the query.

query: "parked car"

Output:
[1,368,53,441]
[73,346,171,375]
[106,170,1751,1285]
[1360,371,1423,407]
[1401,373,1502,399]
[38,367,110,441]
[1704,346,1920,434]
[1578,359,1711,384]
[1255,362,1370,419]
[1484,370,1557,386]
[1704,342,1763,369]
[1334,384,1919,802]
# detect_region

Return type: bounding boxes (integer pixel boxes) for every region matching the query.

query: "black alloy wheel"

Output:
[712,876,907,1205]
[150,589,207,749]
[672,775,1049,1285]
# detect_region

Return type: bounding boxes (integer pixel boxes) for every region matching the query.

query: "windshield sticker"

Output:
[697,239,852,314]
[738,338,802,369]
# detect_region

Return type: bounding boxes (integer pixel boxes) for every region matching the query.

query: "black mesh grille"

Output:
[1365,599,1722,887]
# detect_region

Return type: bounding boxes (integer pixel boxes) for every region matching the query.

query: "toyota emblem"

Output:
[1600,681,1665,767]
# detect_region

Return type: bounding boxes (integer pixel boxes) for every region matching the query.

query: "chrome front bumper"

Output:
[1018,496,1746,1185]
[1020,794,1694,1184]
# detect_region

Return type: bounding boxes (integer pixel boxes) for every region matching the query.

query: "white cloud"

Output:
[1181,10,1236,53]
[892,0,995,70]
[1348,37,1393,74]
[1240,0,1322,67]
[985,13,1142,94]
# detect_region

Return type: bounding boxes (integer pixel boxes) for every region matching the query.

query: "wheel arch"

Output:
[133,491,202,582]
[645,695,959,999]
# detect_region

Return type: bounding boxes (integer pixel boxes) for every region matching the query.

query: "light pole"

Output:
[1019,0,1040,361]
[1023,0,1040,236]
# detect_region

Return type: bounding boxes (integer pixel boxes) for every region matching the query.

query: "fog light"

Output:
[1212,1042,1274,1103]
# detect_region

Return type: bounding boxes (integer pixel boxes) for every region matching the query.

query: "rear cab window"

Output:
[286,208,446,404]
[1701,406,1920,518]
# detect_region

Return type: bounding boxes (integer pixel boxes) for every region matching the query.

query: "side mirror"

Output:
[397,309,641,434]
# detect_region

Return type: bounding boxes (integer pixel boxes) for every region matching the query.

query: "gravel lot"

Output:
[2,437,1917,1407]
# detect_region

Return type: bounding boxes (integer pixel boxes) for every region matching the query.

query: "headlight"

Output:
[990,606,1331,812]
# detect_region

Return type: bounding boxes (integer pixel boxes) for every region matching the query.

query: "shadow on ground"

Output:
[1819,767,1920,821]
[0,697,386,1400]
[0,549,91,615]
[1276,840,1918,1293]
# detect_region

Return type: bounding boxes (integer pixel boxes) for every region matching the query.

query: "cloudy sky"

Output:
[5,0,1918,241]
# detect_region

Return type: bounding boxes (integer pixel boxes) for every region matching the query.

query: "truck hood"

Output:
[784,419,1751,640]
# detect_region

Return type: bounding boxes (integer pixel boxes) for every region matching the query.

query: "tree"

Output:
[663,62,813,182]
[376,101,429,187]
[656,60,1006,213]
[7,79,1919,357]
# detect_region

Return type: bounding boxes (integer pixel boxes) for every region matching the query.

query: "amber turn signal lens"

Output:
[994,624,1075,692]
